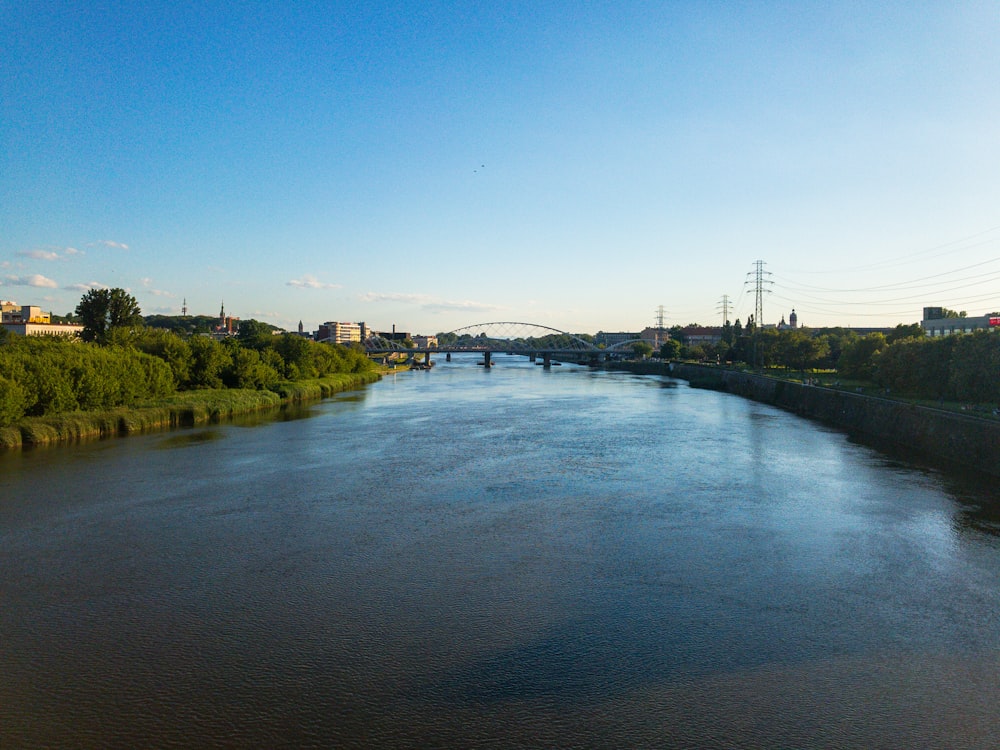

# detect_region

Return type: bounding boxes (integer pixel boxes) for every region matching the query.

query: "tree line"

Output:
[0,289,375,426]
[661,318,1000,404]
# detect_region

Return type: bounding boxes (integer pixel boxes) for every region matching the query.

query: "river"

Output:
[2,354,999,748]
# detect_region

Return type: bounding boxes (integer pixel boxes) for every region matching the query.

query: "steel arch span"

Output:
[439,322,598,352]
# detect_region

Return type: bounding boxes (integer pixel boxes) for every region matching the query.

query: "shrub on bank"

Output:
[0,330,379,428]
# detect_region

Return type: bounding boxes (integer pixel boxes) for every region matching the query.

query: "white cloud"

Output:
[64,281,109,292]
[360,291,504,314]
[4,274,58,288]
[360,291,433,304]
[19,249,59,261]
[423,300,507,314]
[91,240,129,250]
[287,275,341,290]
[145,288,174,297]
[16,246,83,261]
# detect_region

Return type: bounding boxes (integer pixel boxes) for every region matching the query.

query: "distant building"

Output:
[2,302,50,324]
[2,321,83,337]
[639,327,670,348]
[678,326,722,347]
[317,321,364,344]
[376,328,411,343]
[413,335,438,348]
[596,331,640,347]
[922,307,1000,337]
[1,300,82,336]
[777,309,799,329]
[213,302,239,336]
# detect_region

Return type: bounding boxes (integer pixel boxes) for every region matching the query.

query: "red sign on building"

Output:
[990,317,1000,327]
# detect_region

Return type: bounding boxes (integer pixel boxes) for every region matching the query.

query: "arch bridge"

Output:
[364,321,640,368]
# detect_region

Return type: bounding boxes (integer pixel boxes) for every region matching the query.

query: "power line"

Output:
[784,224,1000,275]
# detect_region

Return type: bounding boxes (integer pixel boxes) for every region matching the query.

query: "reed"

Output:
[6,371,381,449]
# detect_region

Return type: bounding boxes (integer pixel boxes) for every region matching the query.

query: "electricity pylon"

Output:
[744,260,772,369]
[717,294,731,326]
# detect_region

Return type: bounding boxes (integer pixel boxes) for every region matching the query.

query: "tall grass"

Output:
[5,371,381,449]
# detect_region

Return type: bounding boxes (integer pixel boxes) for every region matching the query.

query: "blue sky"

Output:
[3,1,999,334]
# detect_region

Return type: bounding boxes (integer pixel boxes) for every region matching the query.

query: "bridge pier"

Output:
[529,353,536,363]
[483,351,492,368]
[446,352,451,362]
[543,354,551,369]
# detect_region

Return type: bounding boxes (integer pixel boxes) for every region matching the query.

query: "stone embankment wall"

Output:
[613,361,1000,477]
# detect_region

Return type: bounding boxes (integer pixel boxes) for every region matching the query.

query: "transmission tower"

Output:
[655,305,667,329]
[717,295,731,326]
[744,260,772,369]
[745,260,772,328]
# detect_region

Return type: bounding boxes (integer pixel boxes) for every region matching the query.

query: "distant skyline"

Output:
[3,2,999,335]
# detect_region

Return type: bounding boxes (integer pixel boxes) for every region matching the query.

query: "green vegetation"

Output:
[0,372,380,449]
[435,330,594,350]
[0,289,380,445]
[660,317,1000,406]
[75,287,144,343]
[631,340,654,359]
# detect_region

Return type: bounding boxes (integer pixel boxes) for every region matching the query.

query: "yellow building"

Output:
[1,301,80,336]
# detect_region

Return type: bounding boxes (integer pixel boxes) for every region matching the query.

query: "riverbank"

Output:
[0,370,381,450]
[606,360,1000,478]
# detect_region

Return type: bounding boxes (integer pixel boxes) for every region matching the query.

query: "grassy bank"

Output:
[0,370,382,451]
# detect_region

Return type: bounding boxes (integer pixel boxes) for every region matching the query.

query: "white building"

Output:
[1,301,83,336]
[922,307,1000,337]
[317,321,364,344]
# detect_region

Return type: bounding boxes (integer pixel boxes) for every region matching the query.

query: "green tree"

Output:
[886,322,924,344]
[135,328,194,387]
[874,336,954,398]
[631,341,654,359]
[776,330,829,373]
[186,336,231,388]
[223,345,281,389]
[815,329,856,370]
[75,288,143,344]
[659,339,681,360]
[683,344,706,361]
[0,376,27,425]
[838,333,886,380]
[273,334,316,379]
[237,318,273,348]
[720,320,734,345]
[948,331,1000,402]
